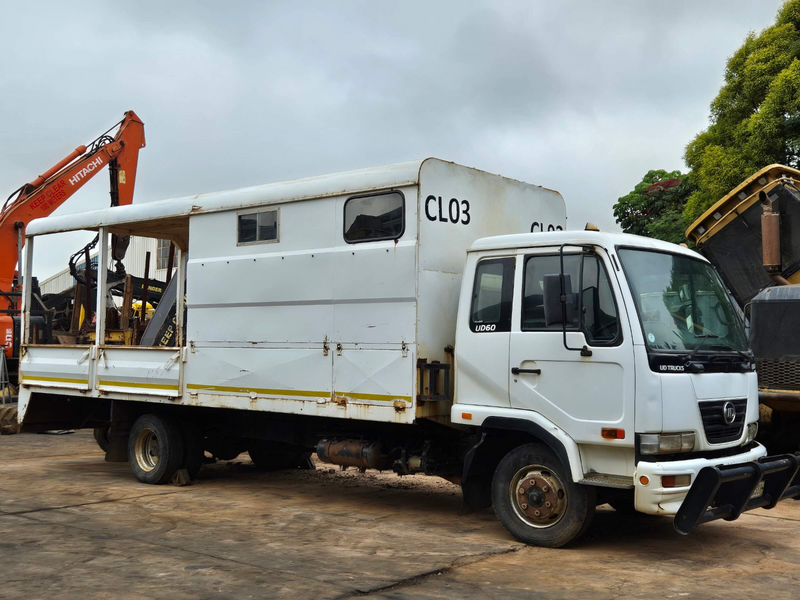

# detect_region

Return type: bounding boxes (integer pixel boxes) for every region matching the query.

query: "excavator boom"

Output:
[0,110,145,357]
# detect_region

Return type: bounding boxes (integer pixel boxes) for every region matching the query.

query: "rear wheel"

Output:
[180,422,204,480]
[492,443,595,548]
[93,426,111,453]
[128,414,184,485]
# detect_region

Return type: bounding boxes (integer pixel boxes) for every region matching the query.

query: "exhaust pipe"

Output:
[760,191,786,284]
[316,439,391,470]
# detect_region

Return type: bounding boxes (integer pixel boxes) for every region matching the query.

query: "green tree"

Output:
[684,0,800,223]
[613,170,696,244]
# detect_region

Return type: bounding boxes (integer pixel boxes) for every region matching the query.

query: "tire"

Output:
[181,422,204,480]
[492,443,596,548]
[128,414,185,485]
[93,426,111,453]
[248,441,314,471]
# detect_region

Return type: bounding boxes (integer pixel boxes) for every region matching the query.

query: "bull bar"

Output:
[674,454,800,535]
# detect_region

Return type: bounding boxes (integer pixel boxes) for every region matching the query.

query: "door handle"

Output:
[511,367,541,375]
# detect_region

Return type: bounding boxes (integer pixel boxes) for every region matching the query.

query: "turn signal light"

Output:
[639,475,650,486]
[662,474,692,488]
[601,428,625,440]
[461,412,472,420]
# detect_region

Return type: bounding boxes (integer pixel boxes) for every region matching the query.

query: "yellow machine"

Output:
[687,165,800,445]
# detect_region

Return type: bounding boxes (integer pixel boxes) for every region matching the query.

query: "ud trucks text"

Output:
[16,159,800,547]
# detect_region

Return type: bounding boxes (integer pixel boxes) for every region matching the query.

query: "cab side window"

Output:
[522,254,620,345]
[581,255,620,344]
[470,258,514,332]
[523,255,580,330]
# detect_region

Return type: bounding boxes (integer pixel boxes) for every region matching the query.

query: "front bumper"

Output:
[674,452,800,535]
[635,443,767,515]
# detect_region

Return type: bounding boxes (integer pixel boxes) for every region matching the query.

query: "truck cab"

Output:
[452,229,765,544]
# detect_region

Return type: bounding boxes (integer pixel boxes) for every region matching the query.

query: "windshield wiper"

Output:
[707,344,755,370]
[708,343,751,358]
[686,334,720,362]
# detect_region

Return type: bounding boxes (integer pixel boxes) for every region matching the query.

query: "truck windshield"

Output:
[617,248,747,352]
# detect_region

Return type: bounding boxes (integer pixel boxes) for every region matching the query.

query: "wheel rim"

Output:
[134,428,160,472]
[509,465,567,528]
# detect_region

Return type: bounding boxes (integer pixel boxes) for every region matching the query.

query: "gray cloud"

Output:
[0,0,785,277]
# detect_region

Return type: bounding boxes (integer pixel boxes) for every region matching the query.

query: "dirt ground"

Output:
[2,431,800,599]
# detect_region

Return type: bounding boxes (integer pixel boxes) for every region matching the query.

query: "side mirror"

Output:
[543,273,573,326]
[678,283,691,303]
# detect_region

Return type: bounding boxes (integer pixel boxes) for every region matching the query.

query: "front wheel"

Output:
[492,443,595,548]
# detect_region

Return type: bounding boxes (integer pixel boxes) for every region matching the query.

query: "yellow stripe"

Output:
[335,391,412,403]
[22,375,411,403]
[98,379,179,391]
[186,383,327,398]
[187,383,410,403]
[20,375,88,385]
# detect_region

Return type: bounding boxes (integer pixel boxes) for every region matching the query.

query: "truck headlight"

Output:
[744,423,758,445]
[640,433,695,455]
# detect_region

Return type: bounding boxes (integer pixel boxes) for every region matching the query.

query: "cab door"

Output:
[455,254,516,408]
[508,250,635,447]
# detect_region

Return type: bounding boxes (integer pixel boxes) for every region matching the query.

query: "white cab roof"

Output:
[469,230,705,261]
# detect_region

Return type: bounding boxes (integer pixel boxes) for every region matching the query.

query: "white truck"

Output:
[16,158,800,547]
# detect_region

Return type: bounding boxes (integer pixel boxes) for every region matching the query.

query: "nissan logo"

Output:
[722,401,736,425]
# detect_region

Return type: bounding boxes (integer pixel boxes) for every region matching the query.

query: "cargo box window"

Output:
[470,258,515,332]
[344,191,404,243]
[238,209,279,245]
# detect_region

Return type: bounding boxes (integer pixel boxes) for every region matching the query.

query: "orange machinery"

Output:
[0,111,145,359]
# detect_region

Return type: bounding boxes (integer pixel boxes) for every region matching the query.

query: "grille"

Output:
[757,359,800,391]
[698,399,747,444]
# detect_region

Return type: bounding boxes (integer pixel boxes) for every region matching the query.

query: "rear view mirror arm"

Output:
[559,244,593,357]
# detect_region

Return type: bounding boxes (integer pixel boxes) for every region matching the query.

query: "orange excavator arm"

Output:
[0,110,145,303]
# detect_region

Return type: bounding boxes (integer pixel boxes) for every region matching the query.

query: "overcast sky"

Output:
[0,0,786,278]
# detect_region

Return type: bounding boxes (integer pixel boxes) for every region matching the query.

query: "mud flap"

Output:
[674,454,800,535]
[460,432,493,514]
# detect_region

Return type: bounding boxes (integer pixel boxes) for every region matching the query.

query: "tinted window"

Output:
[470,258,514,332]
[238,213,257,243]
[523,254,620,345]
[523,255,580,330]
[581,255,619,344]
[344,192,404,243]
[238,210,278,245]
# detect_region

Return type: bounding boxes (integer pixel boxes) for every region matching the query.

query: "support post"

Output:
[121,275,133,330]
[16,223,24,288]
[165,241,175,286]
[95,227,108,346]
[83,246,93,329]
[21,236,34,347]
[175,246,184,346]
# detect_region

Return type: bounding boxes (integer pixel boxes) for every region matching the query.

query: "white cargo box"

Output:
[21,158,566,425]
